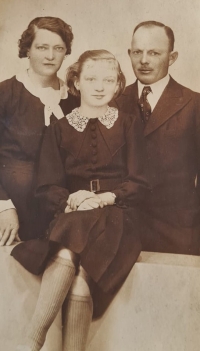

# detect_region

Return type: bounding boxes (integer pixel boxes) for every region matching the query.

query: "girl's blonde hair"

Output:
[66,49,126,99]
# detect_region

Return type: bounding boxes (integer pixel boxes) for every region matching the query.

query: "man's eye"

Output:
[149,51,159,56]
[132,51,141,55]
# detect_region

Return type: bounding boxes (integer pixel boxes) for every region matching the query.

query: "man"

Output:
[114,21,200,255]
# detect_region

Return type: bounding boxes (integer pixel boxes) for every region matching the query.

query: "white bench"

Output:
[1,245,200,351]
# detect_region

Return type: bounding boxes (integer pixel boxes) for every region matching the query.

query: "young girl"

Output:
[13,49,148,351]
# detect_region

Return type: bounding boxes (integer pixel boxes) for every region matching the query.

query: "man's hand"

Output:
[0,209,20,246]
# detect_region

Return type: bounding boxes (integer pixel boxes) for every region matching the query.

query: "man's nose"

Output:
[140,52,148,64]
[45,48,55,60]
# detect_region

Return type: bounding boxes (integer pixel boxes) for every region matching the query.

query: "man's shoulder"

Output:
[169,77,199,98]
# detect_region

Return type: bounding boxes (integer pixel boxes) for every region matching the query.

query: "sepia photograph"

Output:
[0,1,200,350]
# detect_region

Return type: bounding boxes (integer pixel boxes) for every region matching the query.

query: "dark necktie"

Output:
[138,86,152,124]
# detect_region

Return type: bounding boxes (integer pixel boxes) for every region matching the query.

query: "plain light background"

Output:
[0,0,200,92]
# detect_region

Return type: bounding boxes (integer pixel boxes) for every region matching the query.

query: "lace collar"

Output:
[16,70,68,126]
[66,107,118,132]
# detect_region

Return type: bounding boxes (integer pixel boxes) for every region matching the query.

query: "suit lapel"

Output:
[144,77,192,136]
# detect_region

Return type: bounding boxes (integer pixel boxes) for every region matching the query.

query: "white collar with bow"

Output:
[16,70,68,126]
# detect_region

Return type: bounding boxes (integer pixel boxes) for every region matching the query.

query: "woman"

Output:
[13,50,148,351]
[0,16,79,245]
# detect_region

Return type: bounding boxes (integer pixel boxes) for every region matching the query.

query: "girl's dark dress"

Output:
[0,74,79,240]
[12,108,148,293]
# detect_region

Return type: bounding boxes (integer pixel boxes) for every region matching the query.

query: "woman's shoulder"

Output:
[0,76,24,107]
[0,75,18,90]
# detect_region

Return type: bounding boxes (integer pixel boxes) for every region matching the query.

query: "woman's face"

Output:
[75,59,119,108]
[27,29,67,77]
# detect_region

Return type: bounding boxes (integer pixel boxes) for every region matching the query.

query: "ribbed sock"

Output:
[63,294,93,351]
[27,256,75,351]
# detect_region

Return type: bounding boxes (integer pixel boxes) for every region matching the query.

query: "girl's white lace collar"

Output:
[16,70,68,126]
[66,107,118,132]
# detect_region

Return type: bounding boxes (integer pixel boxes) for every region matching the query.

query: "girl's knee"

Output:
[54,247,78,266]
[69,267,92,296]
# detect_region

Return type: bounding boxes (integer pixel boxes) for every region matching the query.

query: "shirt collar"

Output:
[137,74,170,97]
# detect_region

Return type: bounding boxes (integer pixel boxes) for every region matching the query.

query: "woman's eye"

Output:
[37,46,46,51]
[55,47,64,52]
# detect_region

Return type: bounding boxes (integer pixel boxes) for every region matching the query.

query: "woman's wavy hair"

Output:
[18,16,73,58]
[66,50,126,99]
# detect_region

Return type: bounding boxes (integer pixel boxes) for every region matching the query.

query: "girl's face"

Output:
[75,59,119,108]
[28,29,67,78]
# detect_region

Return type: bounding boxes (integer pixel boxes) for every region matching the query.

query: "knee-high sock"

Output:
[62,294,93,351]
[27,256,75,351]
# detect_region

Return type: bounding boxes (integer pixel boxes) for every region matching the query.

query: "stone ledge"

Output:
[87,251,200,351]
[1,245,200,351]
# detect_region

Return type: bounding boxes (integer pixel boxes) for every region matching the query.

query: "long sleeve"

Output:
[36,121,69,217]
[0,79,13,201]
[112,114,149,207]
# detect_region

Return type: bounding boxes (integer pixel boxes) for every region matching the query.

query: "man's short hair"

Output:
[133,21,175,51]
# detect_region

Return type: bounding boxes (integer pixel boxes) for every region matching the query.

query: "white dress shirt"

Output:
[137,74,170,112]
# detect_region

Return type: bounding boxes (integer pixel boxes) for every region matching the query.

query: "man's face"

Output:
[128,26,177,85]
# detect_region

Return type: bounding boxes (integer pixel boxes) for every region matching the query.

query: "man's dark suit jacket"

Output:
[113,77,200,255]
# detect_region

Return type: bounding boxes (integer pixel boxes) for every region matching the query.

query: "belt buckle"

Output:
[90,179,100,193]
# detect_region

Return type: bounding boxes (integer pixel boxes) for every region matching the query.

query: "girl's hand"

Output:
[97,192,116,206]
[77,196,103,211]
[67,190,96,211]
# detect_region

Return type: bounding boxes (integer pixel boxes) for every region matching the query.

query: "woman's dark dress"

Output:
[0,76,79,240]
[12,109,148,293]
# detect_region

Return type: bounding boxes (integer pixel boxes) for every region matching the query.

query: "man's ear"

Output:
[169,51,178,66]
[128,49,131,57]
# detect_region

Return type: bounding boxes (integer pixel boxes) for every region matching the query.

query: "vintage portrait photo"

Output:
[0,1,200,350]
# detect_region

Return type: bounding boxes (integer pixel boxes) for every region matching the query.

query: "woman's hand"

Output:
[0,209,20,246]
[97,192,116,206]
[67,190,97,211]
[77,196,103,211]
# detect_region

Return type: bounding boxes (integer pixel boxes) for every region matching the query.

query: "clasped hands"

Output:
[65,190,115,213]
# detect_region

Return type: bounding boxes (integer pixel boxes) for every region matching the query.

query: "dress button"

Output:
[92,149,97,155]
[91,132,97,139]
[118,200,124,206]
[92,141,97,147]
[90,125,96,131]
